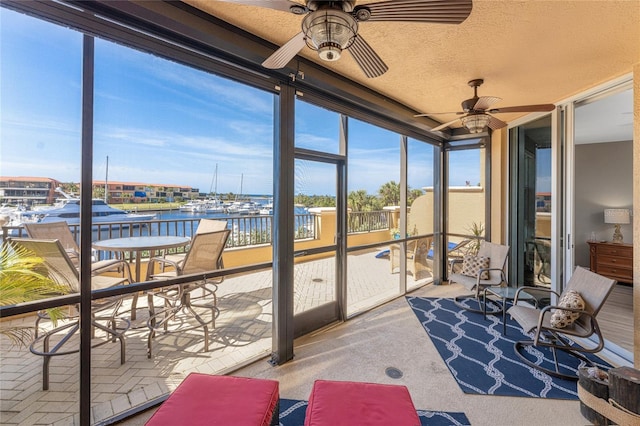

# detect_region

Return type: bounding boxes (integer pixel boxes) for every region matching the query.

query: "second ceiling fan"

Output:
[415,79,556,133]
[216,0,473,78]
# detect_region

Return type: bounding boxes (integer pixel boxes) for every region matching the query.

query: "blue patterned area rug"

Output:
[279,399,470,426]
[406,296,611,399]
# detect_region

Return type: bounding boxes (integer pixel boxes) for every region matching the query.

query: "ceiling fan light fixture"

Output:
[302,9,358,62]
[461,114,491,133]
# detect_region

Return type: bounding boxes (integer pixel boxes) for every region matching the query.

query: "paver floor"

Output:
[1,248,431,425]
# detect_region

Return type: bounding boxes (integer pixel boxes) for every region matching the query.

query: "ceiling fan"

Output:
[216,0,472,78]
[415,79,556,133]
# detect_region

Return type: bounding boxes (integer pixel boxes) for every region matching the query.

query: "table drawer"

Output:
[598,255,633,268]
[597,245,632,258]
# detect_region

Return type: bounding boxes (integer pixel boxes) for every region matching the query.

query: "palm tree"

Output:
[0,243,68,347]
[348,190,368,212]
[378,181,401,207]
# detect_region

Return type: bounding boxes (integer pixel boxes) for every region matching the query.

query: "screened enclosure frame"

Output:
[0,1,496,424]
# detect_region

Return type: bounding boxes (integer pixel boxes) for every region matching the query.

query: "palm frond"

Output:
[0,243,72,345]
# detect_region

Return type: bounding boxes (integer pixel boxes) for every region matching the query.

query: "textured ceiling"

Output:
[184,0,639,130]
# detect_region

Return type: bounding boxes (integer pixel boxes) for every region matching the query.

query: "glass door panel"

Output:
[572,87,633,358]
[406,138,436,291]
[446,146,486,272]
[293,158,340,335]
[510,116,552,289]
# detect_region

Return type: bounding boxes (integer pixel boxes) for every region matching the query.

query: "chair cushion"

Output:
[146,373,279,426]
[304,380,419,426]
[550,290,585,328]
[460,255,490,280]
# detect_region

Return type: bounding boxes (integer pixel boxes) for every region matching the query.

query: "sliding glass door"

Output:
[509,116,553,289]
[570,84,634,359]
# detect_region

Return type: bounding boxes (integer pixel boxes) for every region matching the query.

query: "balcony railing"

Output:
[2,210,391,253]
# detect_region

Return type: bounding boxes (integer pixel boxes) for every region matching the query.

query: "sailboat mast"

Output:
[214,163,218,196]
[209,163,218,196]
[105,155,109,203]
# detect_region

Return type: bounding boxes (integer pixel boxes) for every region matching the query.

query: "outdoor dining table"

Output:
[92,235,190,320]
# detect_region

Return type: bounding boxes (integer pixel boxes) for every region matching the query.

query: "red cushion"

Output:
[146,373,279,426]
[304,380,420,426]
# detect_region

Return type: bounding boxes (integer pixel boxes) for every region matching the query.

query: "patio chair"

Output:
[446,239,472,274]
[531,238,551,284]
[389,236,433,280]
[23,221,131,279]
[159,219,227,271]
[389,194,434,280]
[145,229,230,357]
[9,238,131,390]
[508,266,616,380]
[451,241,510,313]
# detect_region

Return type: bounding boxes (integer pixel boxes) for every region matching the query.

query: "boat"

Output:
[205,163,225,214]
[259,201,273,215]
[179,200,208,213]
[204,198,225,213]
[10,189,156,228]
[237,201,261,215]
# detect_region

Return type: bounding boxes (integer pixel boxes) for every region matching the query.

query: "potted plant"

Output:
[465,221,485,255]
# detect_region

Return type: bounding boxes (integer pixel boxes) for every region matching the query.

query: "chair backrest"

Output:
[477,241,510,281]
[24,222,79,253]
[10,238,79,293]
[195,219,228,235]
[565,266,616,324]
[407,194,432,236]
[181,229,230,275]
[448,239,472,257]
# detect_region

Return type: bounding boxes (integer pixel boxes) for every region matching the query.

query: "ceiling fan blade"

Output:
[487,115,507,130]
[432,117,462,132]
[262,32,306,69]
[213,0,307,14]
[473,96,502,110]
[488,104,556,114]
[414,111,464,117]
[355,0,472,23]
[348,35,389,78]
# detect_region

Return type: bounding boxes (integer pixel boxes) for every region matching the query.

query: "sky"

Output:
[1,7,499,197]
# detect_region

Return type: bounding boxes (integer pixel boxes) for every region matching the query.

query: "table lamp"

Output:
[604,208,630,243]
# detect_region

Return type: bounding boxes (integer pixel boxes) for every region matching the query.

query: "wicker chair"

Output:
[145,229,230,357]
[508,266,616,380]
[10,238,131,390]
[388,194,433,280]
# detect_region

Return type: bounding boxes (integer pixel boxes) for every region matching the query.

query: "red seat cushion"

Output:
[304,380,420,426]
[146,373,279,426]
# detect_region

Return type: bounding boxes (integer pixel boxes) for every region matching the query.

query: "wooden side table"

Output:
[587,241,633,284]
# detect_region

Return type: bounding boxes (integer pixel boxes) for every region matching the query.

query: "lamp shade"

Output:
[604,209,630,224]
[302,9,358,62]
[460,114,490,133]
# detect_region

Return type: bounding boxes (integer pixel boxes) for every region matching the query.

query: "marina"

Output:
[6,197,156,230]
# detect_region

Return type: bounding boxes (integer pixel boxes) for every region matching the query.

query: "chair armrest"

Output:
[91,258,133,283]
[146,256,183,280]
[513,286,559,305]
[536,304,593,329]
[475,267,507,285]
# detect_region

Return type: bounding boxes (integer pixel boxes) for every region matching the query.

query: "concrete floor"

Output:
[117,283,596,426]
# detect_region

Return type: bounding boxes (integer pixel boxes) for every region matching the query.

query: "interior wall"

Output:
[633,64,639,368]
[574,140,633,267]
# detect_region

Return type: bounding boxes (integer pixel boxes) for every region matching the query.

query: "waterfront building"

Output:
[0,176,61,205]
